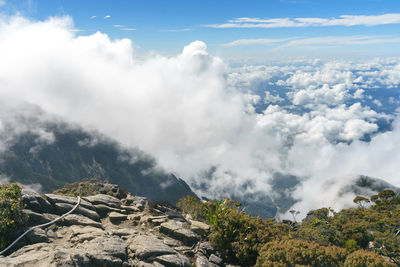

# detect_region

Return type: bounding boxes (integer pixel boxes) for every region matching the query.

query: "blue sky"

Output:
[2,0,400,60]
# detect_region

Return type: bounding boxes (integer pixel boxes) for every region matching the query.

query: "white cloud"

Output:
[223,38,291,47]
[0,15,399,217]
[119,28,136,31]
[207,13,400,28]
[280,35,400,48]
[223,36,400,49]
[159,28,192,32]
[264,91,283,104]
[104,15,111,19]
[90,16,96,19]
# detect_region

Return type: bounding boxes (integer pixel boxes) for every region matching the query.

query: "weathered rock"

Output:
[190,220,210,236]
[163,237,181,247]
[195,255,220,267]
[84,194,122,208]
[68,225,105,243]
[99,183,120,195]
[174,246,195,257]
[197,241,215,257]
[111,228,137,237]
[78,236,127,266]
[165,211,186,221]
[109,211,128,224]
[129,234,176,260]
[21,189,54,214]
[58,214,102,228]
[141,215,168,226]
[209,254,223,265]
[155,253,191,267]
[23,209,59,225]
[24,228,49,244]
[160,220,199,246]
[0,243,78,267]
[54,202,100,221]
[128,214,141,221]
[121,204,140,213]
[93,203,123,217]
[136,260,166,267]
[45,193,95,211]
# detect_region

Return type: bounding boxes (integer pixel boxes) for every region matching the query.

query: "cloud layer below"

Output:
[1,16,400,217]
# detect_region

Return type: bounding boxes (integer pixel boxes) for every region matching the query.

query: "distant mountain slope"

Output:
[0,123,196,204]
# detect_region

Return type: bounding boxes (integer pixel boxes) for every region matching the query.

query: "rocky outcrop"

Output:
[0,185,226,267]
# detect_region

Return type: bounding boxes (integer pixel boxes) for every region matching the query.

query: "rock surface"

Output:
[0,184,227,267]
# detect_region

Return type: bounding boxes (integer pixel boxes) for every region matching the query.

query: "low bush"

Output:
[344,250,397,267]
[256,239,347,267]
[0,183,27,251]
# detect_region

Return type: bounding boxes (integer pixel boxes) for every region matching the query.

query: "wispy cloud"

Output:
[0,0,6,7]
[223,35,400,48]
[206,13,400,28]
[113,25,136,31]
[90,15,96,19]
[104,15,111,19]
[282,35,400,48]
[159,28,192,32]
[119,28,136,31]
[223,38,291,47]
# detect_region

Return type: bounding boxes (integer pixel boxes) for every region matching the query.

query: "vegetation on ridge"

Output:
[177,190,400,266]
[52,179,128,199]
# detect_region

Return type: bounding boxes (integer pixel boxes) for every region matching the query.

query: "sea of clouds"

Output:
[0,15,399,217]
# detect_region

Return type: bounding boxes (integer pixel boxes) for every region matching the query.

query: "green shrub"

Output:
[177,195,273,266]
[345,239,359,252]
[176,195,203,220]
[256,239,347,267]
[344,250,396,267]
[0,183,27,250]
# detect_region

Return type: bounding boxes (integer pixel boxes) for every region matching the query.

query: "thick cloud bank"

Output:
[0,16,400,217]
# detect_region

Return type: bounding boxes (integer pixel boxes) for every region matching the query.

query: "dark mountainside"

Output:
[0,123,196,204]
[0,118,398,218]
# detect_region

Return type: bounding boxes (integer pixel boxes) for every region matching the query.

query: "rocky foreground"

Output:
[0,184,230,267]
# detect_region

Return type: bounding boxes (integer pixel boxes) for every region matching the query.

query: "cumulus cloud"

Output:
[0,15,399,217]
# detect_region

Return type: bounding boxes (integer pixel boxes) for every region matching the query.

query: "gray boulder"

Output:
[129,234,176,260]
[160,220,199,246]
[58,214,102,228]
[84,194,122,209]
[195,255,220,267]
[109,211,128,224]
[45,194,95,211]
[54,202,100,221]
[155,253,191,267]
[0,243,78,267]
[23,209,59,225]
[21,189,54,214]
